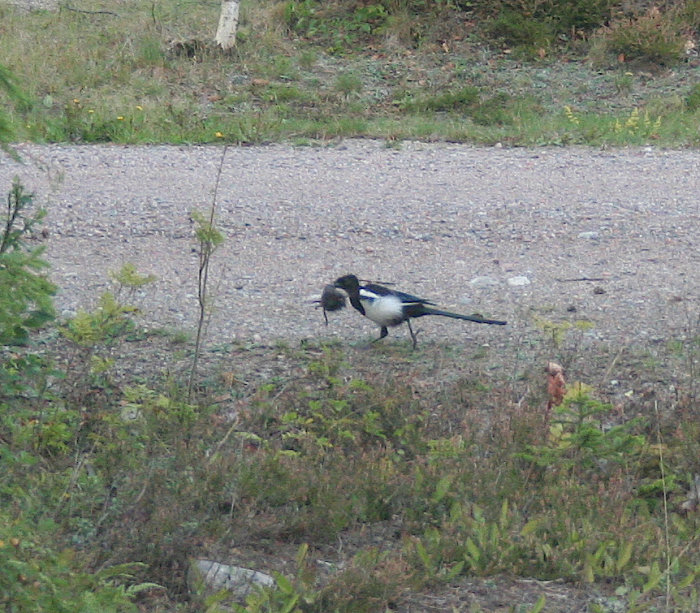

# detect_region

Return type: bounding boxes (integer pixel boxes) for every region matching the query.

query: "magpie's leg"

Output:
[372,326,389,344]
[406,320,419,349]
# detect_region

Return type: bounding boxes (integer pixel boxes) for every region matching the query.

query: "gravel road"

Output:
[1,141,698,350]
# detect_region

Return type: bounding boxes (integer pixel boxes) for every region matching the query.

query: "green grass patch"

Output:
[1,1,700,146]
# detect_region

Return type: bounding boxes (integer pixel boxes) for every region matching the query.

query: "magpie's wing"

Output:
[363,283,435,305]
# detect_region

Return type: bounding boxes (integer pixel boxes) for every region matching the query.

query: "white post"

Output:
[215,0,239,50]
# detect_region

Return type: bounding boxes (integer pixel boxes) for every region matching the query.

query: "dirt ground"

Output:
[2,142,698,346]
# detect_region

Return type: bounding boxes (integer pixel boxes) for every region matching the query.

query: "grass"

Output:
[3,322,699,611]
[1,1,700,146]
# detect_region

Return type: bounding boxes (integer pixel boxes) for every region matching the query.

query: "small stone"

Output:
[578,231,600,240]
[507,276,531,287]
[470,276,499,288]
[189,560,273,599]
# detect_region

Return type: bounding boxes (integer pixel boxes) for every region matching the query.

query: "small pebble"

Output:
[470,276,499,288]
[578,231,600,239]
[507,276,531,287]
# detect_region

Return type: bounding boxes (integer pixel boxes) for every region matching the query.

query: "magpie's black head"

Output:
[334,274,360,293]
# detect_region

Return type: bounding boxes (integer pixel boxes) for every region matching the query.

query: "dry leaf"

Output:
[545,362,566,410]
[220,371,237,387]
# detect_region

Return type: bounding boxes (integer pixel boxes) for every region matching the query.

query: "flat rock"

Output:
[189,559,274,599]
[470,276,500,288]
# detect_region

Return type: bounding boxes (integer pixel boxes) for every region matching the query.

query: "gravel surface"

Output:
[1,141,698,350]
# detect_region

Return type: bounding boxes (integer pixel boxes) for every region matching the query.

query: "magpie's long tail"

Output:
[423,306,506,325]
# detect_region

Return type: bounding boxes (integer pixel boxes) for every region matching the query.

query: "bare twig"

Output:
[61,5,118,16]
[206,417,240,465]
[187,146,227,401]
[654,401,672,612]
[599,340,631,388]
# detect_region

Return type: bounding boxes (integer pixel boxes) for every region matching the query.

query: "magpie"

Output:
[334,274,506,348]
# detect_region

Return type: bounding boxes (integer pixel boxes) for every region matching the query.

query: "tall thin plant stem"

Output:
[654,401,672,612]
[187,146,228,401]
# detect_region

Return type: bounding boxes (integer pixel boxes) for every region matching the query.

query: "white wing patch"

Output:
[359,290,405,327]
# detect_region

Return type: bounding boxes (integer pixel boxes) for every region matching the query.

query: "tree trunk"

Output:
[215,0,239,50]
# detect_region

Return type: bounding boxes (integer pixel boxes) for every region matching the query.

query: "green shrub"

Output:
[519,383,647,474]
[0,513,155,613]
[592,8,687,66]
[686,83,700,112]
[482,10,554,51]
[0,179,55,346]
[470,92,513,125]
[0,64,27,148]
[548,0,614,32]
[283,1,389,49]
[401,86,479,113]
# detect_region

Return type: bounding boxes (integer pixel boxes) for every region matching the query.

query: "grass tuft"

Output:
[1,1,699,146]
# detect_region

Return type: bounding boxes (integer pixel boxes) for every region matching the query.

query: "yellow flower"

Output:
[215,131,224,138]
[88,109,94,114]
[136,105,143,111]
[73,98,80,104]
[564,105,579,125]
[117,116,125,121]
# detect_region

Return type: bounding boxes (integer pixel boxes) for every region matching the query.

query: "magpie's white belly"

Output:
[361,295,405,327]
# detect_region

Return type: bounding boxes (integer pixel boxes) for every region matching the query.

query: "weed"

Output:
[591,7,687,66]
[233,544,318,612]
[315,548,405,612]
[298,48,318,69]
[686,83,700,112]
[187,150,226,400]
[0,63,26,150]
[405,86,479,113]
[614,71,634,95]
[334,71,364,97]
[482,10,553,55]
[520,383,646,474]
[613,107,662,138]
